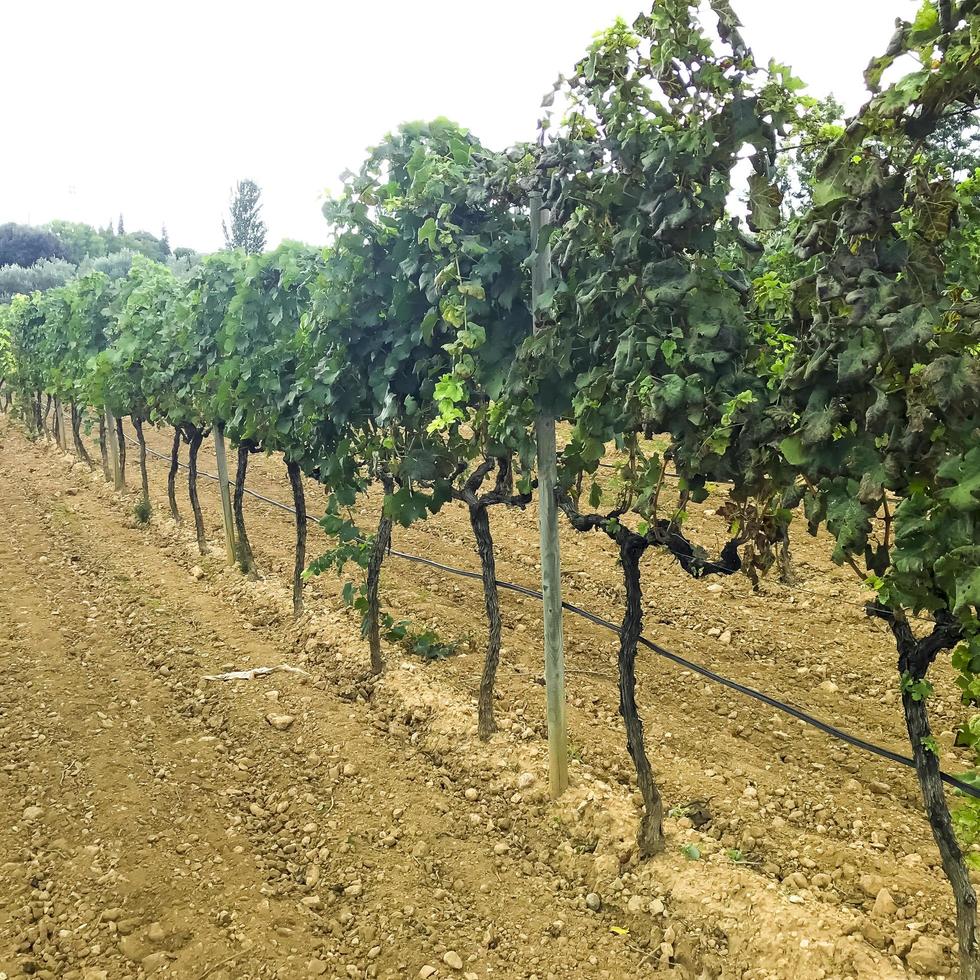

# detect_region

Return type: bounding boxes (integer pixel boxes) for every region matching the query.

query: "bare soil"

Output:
[0,415,975,979]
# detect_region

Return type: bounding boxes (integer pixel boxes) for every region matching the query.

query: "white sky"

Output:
[0,1,915,254]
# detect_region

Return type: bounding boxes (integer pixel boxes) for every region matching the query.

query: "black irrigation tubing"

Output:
[122,432,980,801]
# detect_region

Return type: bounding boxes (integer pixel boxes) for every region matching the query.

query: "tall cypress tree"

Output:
[222,179,267,254]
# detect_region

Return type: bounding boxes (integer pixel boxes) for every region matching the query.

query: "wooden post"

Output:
[53,397,66,451]
[531,191,568,799]
[105,407,124,490]
[213,425,237,565]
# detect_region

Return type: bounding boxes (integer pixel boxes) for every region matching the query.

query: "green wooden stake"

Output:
[531,191,568,799]
[53,396,66,451]
[105,407,123,490]
[213,424,238,566]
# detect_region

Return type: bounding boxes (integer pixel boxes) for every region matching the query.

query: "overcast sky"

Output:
[0,1,915,254]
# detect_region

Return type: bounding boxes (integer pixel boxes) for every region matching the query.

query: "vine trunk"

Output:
[469,502,502,740]
[233,443,257,576]
[167,428,182,523]
[286,459,307,619]
[187,428,207,555]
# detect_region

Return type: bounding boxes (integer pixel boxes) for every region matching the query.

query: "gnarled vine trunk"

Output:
[98,413,111,481]
[777,524,795,585]
[469,502,502,740]
[366,498,394,677]
[116,416,127,484]
[886,612,979,980]
[187,427,207,554]
[33,391,43,438]
[618,532,664,857]
[903,691,979,980]
[70,403,92,465]
[286,459,307,619]
[233,442,257,576]
[168,428,182,522]
[42,394,52,438]
[133,417,150,509]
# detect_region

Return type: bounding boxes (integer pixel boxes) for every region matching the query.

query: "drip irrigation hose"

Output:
[124,433,980,800]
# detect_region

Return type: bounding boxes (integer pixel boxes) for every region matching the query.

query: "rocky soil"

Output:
[0,416,976,979]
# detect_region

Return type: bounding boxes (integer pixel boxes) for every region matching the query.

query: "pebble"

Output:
[265,713,295,731]
[464,787,479,801]
[818,680,838,694]
[22,805,44,821]
[147,922,166,943]
[190,566,204,580]
[418,968,437,979]
[585,892,602,912]
[718,629,732,645]
[517,772,536,789]
[443,950,464,970]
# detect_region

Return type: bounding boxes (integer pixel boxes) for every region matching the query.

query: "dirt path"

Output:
[0,417,971,978]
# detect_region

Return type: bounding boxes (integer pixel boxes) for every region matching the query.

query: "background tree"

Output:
[0,258,76,302]
[45,221,109,264]
[0,223,68,267]
[222,179,267,254]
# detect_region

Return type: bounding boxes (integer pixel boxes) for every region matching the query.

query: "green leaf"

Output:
[418,217,438,251]
[779,436,807,467]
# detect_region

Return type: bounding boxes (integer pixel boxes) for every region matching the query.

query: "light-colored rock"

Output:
[872,888,897,918]
[22,805,44,821]
[141,952,168,974]
[443,950,464,970]
[906,936,947,975]
[858,873,885,898]
[586,892,602,912]
[119,935,148,961]
[418,968,437,979]
[190,565,204,580]
[818,680,839,694]
[265,713,295,731]
[517,772,536,789]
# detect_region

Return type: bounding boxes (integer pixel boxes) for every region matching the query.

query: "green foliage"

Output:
[901,672,935,702]
[404,629,457,661]
[776,2,979,637]
[0,257,76,301]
